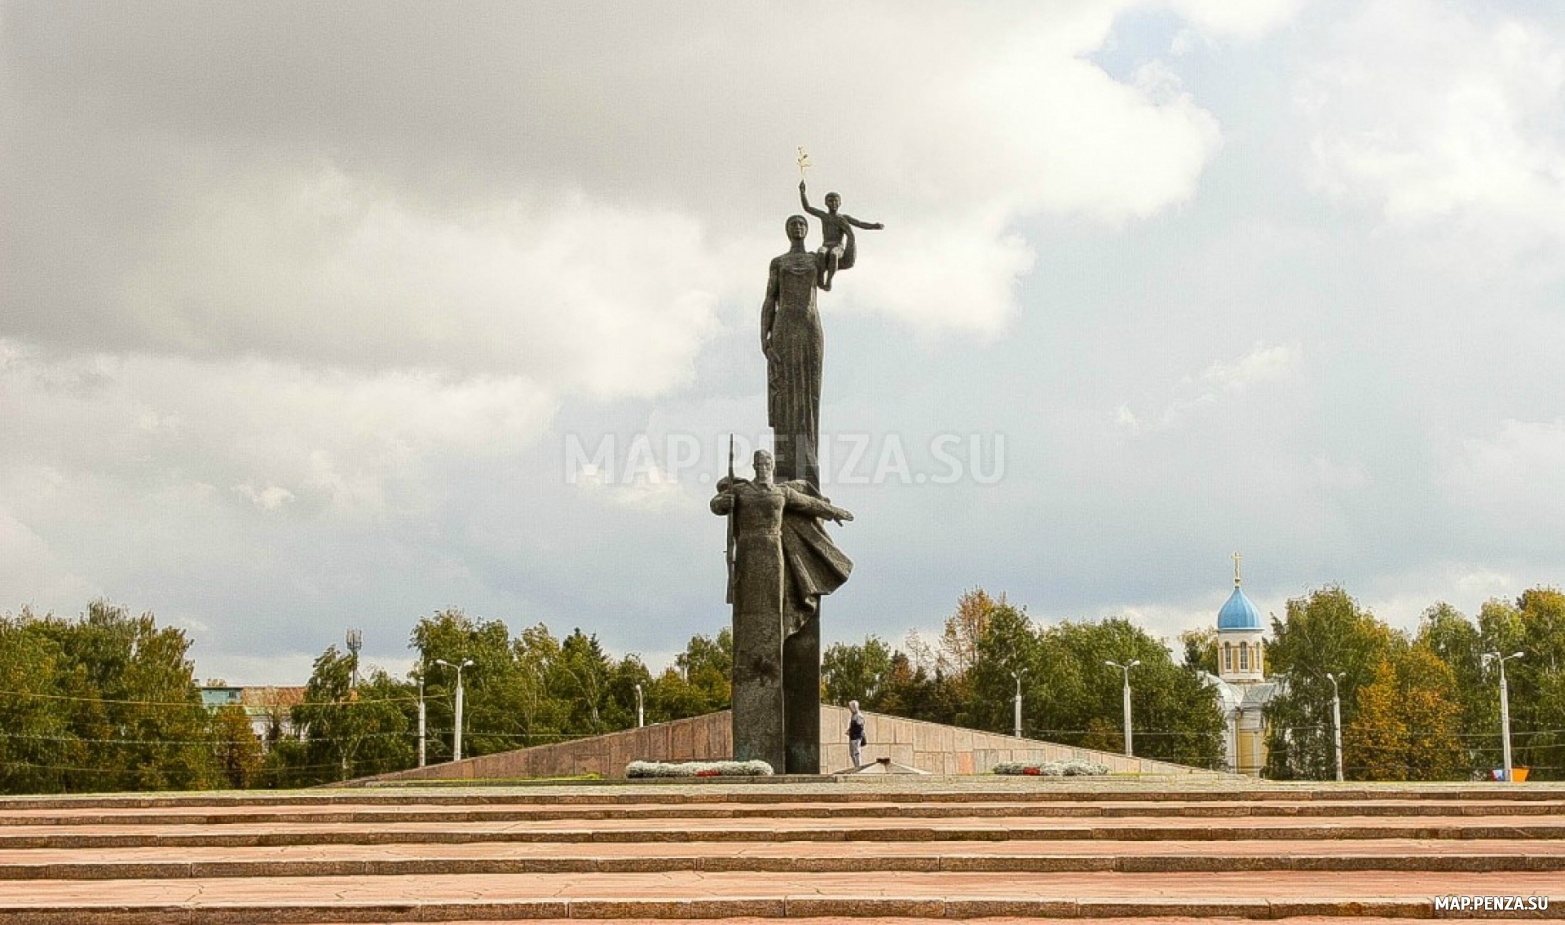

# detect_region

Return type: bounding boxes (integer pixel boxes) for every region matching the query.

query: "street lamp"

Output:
[1011,669,1025,739]
[434,658,475,762]
[1325,672,1344,782]
[1482,651,1525,782]
[635,682,645,728]
[1105,660,1140,757]
[416,668,427,768]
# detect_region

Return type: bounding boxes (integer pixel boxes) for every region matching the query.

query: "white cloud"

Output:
[1446,419,1565,530]
[0,3,1275,361]
[1110,601,1234,646]
[1303,0,1565,235]
[119,165,726,400]
[1311,454,1369,492]
[233,484,295,511]
[1164,0,1310,41]
[0,340,558,521]
[0,1,1332,682]
[570,447,689,514]
[851,214,1036,337]
[1202,343,1300,392]
[1357,563,1525,634]
[1117,342,1302,432]
[0,507,101,609]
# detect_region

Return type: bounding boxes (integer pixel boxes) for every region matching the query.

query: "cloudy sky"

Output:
[5,0,1565,683]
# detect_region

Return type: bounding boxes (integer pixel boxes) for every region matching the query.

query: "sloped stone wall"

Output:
[352,707,1223,784]
[819,704,1215,776]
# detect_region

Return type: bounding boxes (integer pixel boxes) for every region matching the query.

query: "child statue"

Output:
[799,181,883,291]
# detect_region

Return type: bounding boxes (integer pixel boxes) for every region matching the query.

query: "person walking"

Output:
[847,701,867,768]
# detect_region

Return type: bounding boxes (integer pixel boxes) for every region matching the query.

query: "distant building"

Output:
[1202,555,1280,775]
[199,683,306,747]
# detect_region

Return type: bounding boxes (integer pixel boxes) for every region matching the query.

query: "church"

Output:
[1203,555,1280,775]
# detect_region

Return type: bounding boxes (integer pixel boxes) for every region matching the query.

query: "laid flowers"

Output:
[991,759,1108,777]
[626,759,775,778]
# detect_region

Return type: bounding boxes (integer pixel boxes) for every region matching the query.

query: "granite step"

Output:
[4,782,1562,922]
[5,837,1565,879]
[3,813,1564,850]
[4,798,1563,827]
[302,920,1557,925]
[0,868,1559,923]
[3,783,1562,812]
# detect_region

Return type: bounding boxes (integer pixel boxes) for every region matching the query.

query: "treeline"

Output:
[0,605,732,792]
[826,587,1565,781]
[821,590,1227,768]
[0,602,218,793]
[3,586,1563,793]
[1258,586,1565,781]
[264,610,734,786]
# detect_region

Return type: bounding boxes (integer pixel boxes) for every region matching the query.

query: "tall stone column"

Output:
[783,611,820,773]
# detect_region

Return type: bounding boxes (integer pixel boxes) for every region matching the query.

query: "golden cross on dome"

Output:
[1233,551,1243,588]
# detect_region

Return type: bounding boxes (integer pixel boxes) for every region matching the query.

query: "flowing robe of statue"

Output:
[763,244,824,488]
[777,477,853,771]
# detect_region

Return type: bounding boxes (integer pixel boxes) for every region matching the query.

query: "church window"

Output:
[1239,644,1249,671]
[1223,642,1232,671]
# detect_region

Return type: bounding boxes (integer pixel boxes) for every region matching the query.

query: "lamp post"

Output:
[416,669,427,768]
[1011,669,1025,739]
[434,658,474,762]
[1325,672,1344,782]
[1105,660,1140,757]
[635,682,645,728]
[1482,651,1524,782]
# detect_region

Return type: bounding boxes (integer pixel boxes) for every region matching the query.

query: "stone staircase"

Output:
[1,779,1561,922]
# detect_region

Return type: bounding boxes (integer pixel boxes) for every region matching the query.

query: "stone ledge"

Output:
[6,783,1565,813]
[7,850,1565,881]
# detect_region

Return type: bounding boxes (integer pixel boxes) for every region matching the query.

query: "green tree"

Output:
[675,629,733,705]
[966,599,1042,734]
[964,605,1223,768]
[1417,602,1489,774]
[413,609,531,760]
[1344,657,1409,780]
[211,705,263,789]
[0,612,72,794]
[0,601,221,793]
[1263,587,1401,780]
[512,622,570,745]
[1080,716,1124,754]
[876,653,963,726]
[941,589,1007,674]
[287,647,414,784]
[1180,628,1219,675]
[38,602,219,791]
[822,635,895,708]
[646,629,733,723]
[1041,618,1222,767]
[1399,643,1465,780]
[551,628,614,735]
[1478,588,1565,780]
[603,654,653,730]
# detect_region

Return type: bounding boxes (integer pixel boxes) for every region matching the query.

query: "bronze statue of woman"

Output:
[761,214,825,488]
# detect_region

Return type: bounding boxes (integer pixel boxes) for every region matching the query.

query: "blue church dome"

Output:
[1217,586,1262,631]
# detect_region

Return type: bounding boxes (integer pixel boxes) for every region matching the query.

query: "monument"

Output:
[710,156,881,773]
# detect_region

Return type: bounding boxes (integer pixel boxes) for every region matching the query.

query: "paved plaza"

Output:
[1,777,1561,923]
